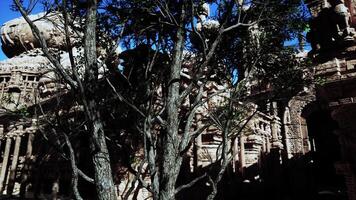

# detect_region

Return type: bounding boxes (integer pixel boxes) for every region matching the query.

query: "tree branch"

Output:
[63,133,83,200]
[14,0,78,89]
[175,173,207,195]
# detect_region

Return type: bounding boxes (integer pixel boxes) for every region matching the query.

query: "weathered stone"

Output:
[0,12,66,58]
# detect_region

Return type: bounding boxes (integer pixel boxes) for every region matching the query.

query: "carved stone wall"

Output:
[306,1,356,198]
[284,89,316,158]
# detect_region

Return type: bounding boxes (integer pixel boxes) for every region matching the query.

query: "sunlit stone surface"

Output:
[0,12,65,58]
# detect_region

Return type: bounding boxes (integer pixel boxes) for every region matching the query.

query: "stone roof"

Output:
[0,50,49,73]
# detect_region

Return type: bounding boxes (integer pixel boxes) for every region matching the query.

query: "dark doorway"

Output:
[306,109,347,199]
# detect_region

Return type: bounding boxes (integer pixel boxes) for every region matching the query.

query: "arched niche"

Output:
[283,91,316,159]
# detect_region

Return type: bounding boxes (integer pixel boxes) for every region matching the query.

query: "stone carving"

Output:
[0,12,66,58]
[331,0,354,39]
[285,88,316,157]
[307,0,356,51]
[0,51,49,110]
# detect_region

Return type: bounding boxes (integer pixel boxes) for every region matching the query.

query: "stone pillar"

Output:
[7,126,23,195]
[233,137,239,172]
[0,86,4,104]
[239,135,246,173]
[271,102,281,148]
[26,130,35,158]
[0,125,3,150]
[0,136,13,193]
[21,119,37,198]
[265,134,271,153]
[25,119,37,159]
[261,134,267,152]
[283,107,291,158]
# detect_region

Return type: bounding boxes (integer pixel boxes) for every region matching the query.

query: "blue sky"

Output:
[0,1,309,61]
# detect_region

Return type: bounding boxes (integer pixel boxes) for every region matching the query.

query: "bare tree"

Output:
[13,0,117,199]
[110,1,308,200]
[10,0,308,200]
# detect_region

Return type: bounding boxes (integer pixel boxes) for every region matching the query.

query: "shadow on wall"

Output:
[177,108,347,200]
[177,149,347,200]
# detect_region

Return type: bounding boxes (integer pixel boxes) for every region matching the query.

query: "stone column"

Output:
[25,130,35,158]
[0,86,4,104]
[239,135,246,173]
[21,119,37,198]
[7,126,23,195]
[0,125,4,151]
[283,107,291,158]
[261,134,267,152]
[0,135,13,193]
[271,102,279,148]
[271,119,280,146]
[233,137,239,172]
[265,131,271,153]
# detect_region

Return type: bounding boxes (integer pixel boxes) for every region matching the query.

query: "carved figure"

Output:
[330,0,354,39]
[307,0,355,51]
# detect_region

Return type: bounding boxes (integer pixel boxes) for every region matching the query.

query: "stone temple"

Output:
[0,12,71,198]
[0,0,355,200]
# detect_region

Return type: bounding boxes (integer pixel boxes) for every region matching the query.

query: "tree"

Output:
[103,1,308,200]
[11,0,309,200]
[13,0,117,199]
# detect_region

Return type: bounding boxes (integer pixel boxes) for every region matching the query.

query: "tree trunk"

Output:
[159,5,185,200]
[84,1,116,199]
[89,103,117,200]
[144,117,160,200]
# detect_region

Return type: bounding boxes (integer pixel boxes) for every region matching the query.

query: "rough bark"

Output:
[13,0,117,198]
[144,116,160,200]
[159,4,185,200]
[84,1,117,199]
[89,107,117,200]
